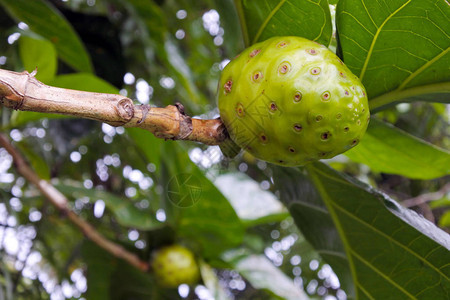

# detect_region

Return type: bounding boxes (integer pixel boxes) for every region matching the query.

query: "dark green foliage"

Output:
[0,0,448,299]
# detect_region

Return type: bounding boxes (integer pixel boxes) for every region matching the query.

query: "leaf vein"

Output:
[359,0,412,81]
[383,29,445,51]
[253,0,287,44]
[398,47,449,90]
[351,249,417,299]
[340,11,375,36]
[330,201,449,281]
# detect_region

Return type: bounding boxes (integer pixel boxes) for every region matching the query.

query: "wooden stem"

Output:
[0,69,228,145]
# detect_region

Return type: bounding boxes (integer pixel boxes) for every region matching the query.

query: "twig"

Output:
[0,133,149,272]
[402,182,450,208]
[0,69,227,145]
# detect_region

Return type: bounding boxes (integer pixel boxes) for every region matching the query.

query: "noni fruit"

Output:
[218,36,370,166]
[151,245,200,288]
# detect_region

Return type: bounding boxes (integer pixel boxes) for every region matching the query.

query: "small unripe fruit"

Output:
[218,36,370,166]
[151,245,200,288]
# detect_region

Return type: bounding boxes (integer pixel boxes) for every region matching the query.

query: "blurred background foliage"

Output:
[0,0,448,299]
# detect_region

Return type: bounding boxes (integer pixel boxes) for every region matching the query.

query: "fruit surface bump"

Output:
[151,245,200,288]
[218,36,370,166]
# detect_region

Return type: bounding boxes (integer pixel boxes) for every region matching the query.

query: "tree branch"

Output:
[0,133,149,272]
[402,182,450,208]
[0,69,227,145]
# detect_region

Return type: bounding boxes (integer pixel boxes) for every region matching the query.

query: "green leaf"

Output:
[57,181,163,231]
[161,143,245,258]
[9,73,119,127]
[126,128,163,172]
[49,73,119,93]
[274,163,450,299]
[305,162,449,299]
[235,0,332,46]
[272,167,355,297]
[429,197,450,210]
[440,211,450,228]
[0,0,93,72]
[16,140,50,180]
[336,0,450,110]
[19,35,56,83]
[82,241,115,300]
[345,118,450,179]
[224,251,309,300]
[110,259,163,300]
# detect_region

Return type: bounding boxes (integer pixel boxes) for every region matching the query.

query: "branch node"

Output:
[14,70,35,110]
[116,98,135,121]
[137,104,151,124]
[174,102,193,140]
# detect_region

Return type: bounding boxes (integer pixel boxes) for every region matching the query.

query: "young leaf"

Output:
[336,0,450,111]
[16,140,50,180]
[19,35,57,83]
[345,118,450,179]
[234,0,332,46]
[0,0,93,72]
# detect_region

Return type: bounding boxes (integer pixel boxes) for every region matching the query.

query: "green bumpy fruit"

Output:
[151,245,200,288]
[218,36,370,166]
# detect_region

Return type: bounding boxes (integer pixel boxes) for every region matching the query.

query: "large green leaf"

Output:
[57,181,163,231]
[161,143,245,258]
[345,118,450,179]
[223,251,309,300]
[336,0,450,111]
[0,0,92,72]
[274,163,450,299]
[19,35,56,83]
[272,167,355,297]
[235,0,332,47]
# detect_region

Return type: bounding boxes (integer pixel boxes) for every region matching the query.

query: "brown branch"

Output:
[0,69,228,145]
[402,182,450,208]
[0,133,149,272]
